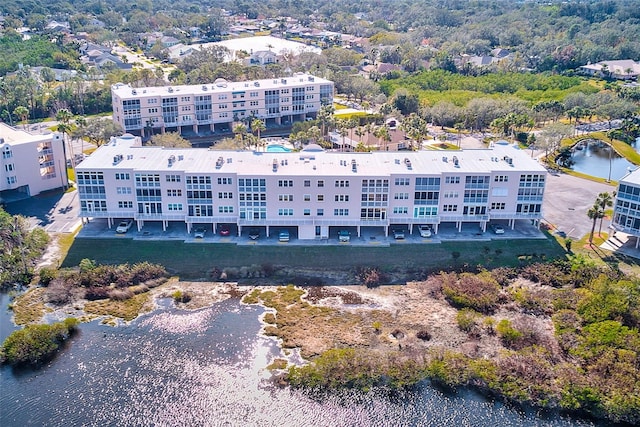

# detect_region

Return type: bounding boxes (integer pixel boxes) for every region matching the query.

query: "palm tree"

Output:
[596,192,615,236]
[587,203,603,245]
[337,119,349,151]
[251,118,266,145]
[233,123,248,147]
[56,108,74,187]
[13,106,29,130]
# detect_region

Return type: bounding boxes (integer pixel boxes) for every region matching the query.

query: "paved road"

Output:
[541,171,615,239]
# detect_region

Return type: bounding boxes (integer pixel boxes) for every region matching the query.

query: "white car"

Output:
[338,230,350,242]
[116,219,133,234]
[193,227,206,238]
[392,229,405,239]
[418,225,432,238]
[491,224,505,234]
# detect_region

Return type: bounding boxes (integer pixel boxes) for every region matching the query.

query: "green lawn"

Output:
[62,238,565,280]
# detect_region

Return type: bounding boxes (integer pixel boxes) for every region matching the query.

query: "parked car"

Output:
[418,225,432,238]
[392,229,405,239]
[116,219,133,234]
[193,227,206,238]
[278,230,290,242]
[490,224,505,234]
[338,230,350,242]
[219,226,231,236]
[248,228,260,240]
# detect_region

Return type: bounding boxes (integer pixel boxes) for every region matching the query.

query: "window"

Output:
[394,193,409,200]
[445,176,460,184]
[304,180,311,187]
[317,180,324,187]
[304,209,311,216]
[180,96,191,102]
[278,208,294,216]
[6,176,17,185]
[217,177,232,185]
[304,194,311,201]
[394,178,410,186]
[491,202,506,210]
[168,203,183,211]
[443,191,458,198]
[115,173,130,180]
[335,180,349,187]
[393,207,408,214]
[166,174,181,182]
[442,205,457,212]
[494,175,509,182]
[278,180,294,187]
[335,195,349,202]
[118,201,133,209]
[317,209,324,216]
[218,192,233,199]
[334,209,349,216]
[317,195,324,201]
[166,189,182,197]
[117,187,132,194]
[218,206,234,213]
[278,194,294,202]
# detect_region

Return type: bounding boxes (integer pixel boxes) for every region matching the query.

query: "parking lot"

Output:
[77,216,545,247]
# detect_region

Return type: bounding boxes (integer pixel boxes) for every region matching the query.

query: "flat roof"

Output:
[201,35,321,58]
[620,168,640,186]
[0,123,55,146]
[78,137,546,177]
[111,74,332,100]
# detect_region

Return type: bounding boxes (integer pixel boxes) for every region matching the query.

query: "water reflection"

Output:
[0,297,615,426]
[570,139,636,181]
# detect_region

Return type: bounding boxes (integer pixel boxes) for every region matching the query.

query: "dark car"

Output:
[248,228,260,240]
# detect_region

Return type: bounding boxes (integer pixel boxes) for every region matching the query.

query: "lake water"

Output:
[0,293,619,426]
[570,139,636,181]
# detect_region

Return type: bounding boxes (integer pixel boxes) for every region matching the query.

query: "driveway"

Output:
[542,172,615,239]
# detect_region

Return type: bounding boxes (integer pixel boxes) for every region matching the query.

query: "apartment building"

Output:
[76,135,546,239]
[0,123,65,203]
[611,168,640,248]
[111,74,334,137]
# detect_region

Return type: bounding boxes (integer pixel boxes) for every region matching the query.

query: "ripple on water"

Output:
[0,299,612,427]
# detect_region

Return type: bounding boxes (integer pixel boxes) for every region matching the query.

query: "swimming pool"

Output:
[266,144,292,153]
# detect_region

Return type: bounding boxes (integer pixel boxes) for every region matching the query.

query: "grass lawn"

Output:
[62,238,566,280]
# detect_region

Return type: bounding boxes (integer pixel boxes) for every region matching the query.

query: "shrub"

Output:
[38,267,57,287]
[456,308,479,332]
[85,286,109,301]
[355,266,386,288]
[442,272,500,313]
[108,288,134,301]
[172,290,192,304]
[1,318,78,365]
[496,319,522,347]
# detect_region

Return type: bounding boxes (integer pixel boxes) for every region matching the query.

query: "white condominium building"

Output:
[611,168,640,248]
[111,74,334,137]
[76,135,546,239]
[0,123,66,203]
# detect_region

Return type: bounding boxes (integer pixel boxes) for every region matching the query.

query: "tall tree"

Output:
[148,132,191,148]
[13,106,29,129]
[56,108,74,188]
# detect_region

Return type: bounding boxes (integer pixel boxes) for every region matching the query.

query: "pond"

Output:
[569,138,638,181]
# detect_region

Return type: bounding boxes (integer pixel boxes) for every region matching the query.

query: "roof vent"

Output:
[202,85,208,91]
[254,81,260,87]
[178,155,184,161]
[132,89,137,95]
[112,154,123,165]
[404,158,412,169]
[503,156,513,165]
[216,156,224,168]
[442,156,448,162]
[452,156,459,167]
[168,87,173,93]
[168,155,175,167]
[273,158,278,172]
